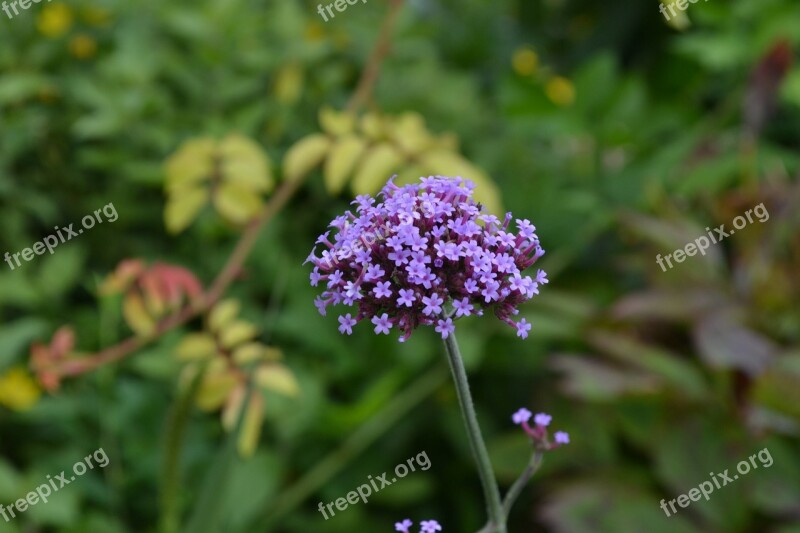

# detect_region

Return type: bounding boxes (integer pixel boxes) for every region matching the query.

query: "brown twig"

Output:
[57,178,302,377]
[55,0,405,378]
[345,0,404,113]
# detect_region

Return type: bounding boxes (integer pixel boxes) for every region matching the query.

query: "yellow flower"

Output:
[69,34,97,59]
[512,47,538,77]
[36,3,73,38]
[0,368,41,412]
[304,21,325,42]
[545,76,576,107]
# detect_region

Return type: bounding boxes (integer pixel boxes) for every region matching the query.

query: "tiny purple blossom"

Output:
[395,519,413,532]
[420,520,443,533]
[453,297,474,317]
[554,431,570,444]
[515,318,532,339]
[365,264,385,281]
[512,407,532,425]
[372,313,392,335]
[435,318,455,339]
[534,413,552,427]
[397,289,416,307]
[327,270,343,288]
[421,294,444,316]
[338,314,357,335]
[373,281,393,299]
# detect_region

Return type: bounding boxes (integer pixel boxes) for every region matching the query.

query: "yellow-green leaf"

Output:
[319,107,355,137]
[232,342,265,365]
[324,135,367,194]
[237,391,264,457]
[360,113,385,140]
[222,383,246,431]
[208,299,240,333]
[165,138,216,189]
[419,150,503,216]
[283,133,330,182]
[255,364,299,397]
[175,333,218,361]
[220,320,258,349]
[213,182,263,225]
[123,293,156,337]
[351,143,402,195]
[196,367,239,411]
[218,134,273,193]
[165,186,209,234]
[391,112,434,155]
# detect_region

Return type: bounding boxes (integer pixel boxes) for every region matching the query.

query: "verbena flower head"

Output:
[306,176,546,342]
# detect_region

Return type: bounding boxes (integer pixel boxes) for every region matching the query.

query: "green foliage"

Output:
[2,0,800,531]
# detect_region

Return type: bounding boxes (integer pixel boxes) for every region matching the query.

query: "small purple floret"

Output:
[512,407,532,425]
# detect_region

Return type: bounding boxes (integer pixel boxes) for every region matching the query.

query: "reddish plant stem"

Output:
[58,178,302,377]
[55,0,404,379]
[346,0,404,113]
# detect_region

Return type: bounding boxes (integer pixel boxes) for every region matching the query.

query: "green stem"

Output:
[502,448,543,517]
[442,330,505,533]
[159,365,206,533]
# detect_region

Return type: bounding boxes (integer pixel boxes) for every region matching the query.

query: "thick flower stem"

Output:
[442,330,506,533]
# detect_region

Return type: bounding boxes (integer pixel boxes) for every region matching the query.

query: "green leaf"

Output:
[36,245,85,299]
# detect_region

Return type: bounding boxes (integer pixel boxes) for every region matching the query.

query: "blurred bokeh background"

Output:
[1,0,800,531]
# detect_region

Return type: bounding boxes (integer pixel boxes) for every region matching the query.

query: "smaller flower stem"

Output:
[442,330,505,533]
[502,448,544,517]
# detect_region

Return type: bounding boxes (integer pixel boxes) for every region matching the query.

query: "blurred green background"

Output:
[1,0,800,531]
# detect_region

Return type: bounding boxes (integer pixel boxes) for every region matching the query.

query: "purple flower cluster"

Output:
[306,176,546,342]
[512,408,570,449]
[395,518,442,533]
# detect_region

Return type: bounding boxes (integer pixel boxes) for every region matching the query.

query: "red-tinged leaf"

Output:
[744,39,794,139]
[587,330,708,399]
[550,354,661,400]
[611,289,730,322]
[692,314,778,376]
[541,480,697,533]
[49,326,75,358]
[100,259,145,295]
